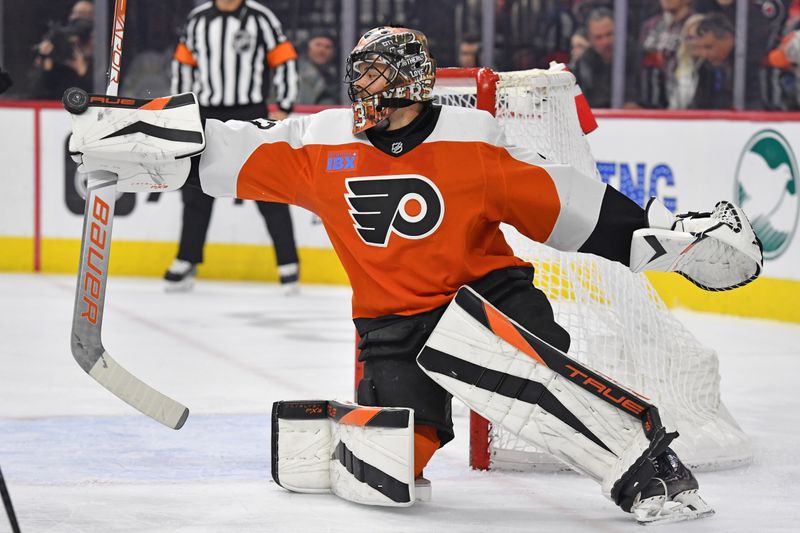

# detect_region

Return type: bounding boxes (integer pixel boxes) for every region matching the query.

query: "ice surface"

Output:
[1,273,799,532]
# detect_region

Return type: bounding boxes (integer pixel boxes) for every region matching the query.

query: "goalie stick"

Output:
[64,0,189,429]
[0,466,20,533]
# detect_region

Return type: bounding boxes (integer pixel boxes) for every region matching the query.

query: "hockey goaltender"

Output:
[64,26,762,525]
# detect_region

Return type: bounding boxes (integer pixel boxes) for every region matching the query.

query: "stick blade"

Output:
[87,351,189,429]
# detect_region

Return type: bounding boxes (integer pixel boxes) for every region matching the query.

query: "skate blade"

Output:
[634,490,714,525]
[165,278,196,293]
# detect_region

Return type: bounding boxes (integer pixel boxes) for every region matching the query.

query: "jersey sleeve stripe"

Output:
[543,164,607,252]
[500,145,605,251]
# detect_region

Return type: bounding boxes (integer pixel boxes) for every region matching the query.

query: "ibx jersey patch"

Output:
[345,174,444,247]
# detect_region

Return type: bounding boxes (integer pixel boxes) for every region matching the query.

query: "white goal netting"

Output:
[434,66,753,472]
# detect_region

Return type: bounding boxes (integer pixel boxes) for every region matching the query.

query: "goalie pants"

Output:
[176,104,299,277]
[356,266,571,447]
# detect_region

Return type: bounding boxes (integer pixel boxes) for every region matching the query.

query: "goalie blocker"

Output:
[64,87,204,193]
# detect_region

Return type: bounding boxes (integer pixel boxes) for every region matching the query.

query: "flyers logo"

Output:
[345,174,444,247]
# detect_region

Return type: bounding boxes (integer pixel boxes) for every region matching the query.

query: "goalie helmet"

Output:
[345,26,436,134]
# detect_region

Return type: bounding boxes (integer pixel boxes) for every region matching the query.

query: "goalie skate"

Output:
[633,489,714,525]
[632,448,714,525]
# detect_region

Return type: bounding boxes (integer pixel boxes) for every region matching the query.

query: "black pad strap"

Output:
[609,427,679,512]
[332,440,411,504]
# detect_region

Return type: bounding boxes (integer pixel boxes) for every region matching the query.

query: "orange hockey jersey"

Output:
[199,106,642,319]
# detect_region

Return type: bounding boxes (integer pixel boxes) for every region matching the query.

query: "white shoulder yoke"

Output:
[303,108,371,147]
[426,105,502,146]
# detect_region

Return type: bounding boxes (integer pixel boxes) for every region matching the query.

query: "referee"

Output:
[165,0,301,293]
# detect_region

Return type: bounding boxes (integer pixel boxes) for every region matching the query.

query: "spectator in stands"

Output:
[30,0,94,100]
[766,18,800,109]
[768,29,800,67]
[763,0,800,109]
[572,7,615,107]
[669,14,707,109]
[696,0,789,109]
[783,0,800,29]
[637,0,694,108]
[691,13,735,109]
[569,29,590,67]
[297,32,339,105]
[0,65,12,95]
[573,0,614,27]
[458,34,482,68]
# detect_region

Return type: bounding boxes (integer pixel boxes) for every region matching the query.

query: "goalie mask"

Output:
[345,27,436,134]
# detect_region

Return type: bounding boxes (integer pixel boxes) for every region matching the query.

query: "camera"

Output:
[38,18,93,65]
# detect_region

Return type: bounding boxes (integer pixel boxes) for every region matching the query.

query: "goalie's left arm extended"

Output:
[493,138,762,291]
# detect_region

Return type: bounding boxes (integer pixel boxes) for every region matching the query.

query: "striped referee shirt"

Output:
[172,1,298,112]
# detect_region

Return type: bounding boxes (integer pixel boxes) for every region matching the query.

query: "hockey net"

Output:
[434,66,753,472]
